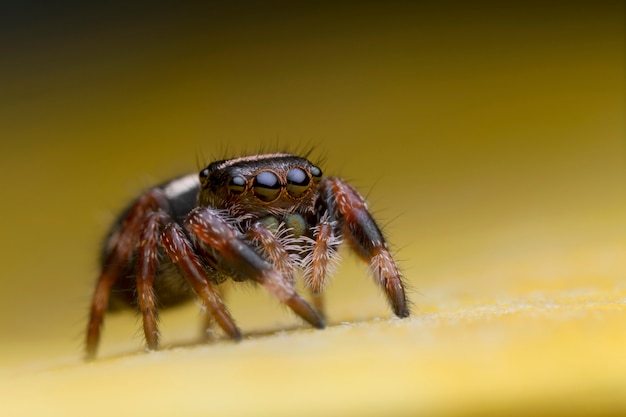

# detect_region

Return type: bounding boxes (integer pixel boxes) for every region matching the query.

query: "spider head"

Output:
[198,153,323,216]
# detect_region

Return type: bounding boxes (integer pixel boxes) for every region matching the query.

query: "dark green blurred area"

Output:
[0,1,624,362]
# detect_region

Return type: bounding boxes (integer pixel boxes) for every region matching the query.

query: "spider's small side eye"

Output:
[310,165,322,181]
[286,167,310,197]
[228,175,247,194]
[253,171,281,201]
[199,168,210,180]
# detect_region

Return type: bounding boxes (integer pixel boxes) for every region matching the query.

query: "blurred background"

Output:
[0,0,624,414]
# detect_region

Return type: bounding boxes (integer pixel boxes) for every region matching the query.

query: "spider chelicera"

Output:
[86,153,409,359]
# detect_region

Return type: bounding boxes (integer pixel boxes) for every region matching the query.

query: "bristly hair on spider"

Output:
[85,151,409,360]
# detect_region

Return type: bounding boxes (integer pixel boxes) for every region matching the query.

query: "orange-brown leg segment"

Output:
[185,207,325,329]
[135,210,173,350]
[85,190,169,360]
[310,292,327,321]
[201,282,230,340]
[246,221,296,283]
[319,177,410,318]
[85,262,121,360]
[303,221,339,319]
[161,223,242,341]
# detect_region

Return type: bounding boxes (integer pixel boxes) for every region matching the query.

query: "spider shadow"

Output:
[97,317,378,363]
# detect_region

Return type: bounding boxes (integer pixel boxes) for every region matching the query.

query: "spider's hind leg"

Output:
[135,210,174,350]
[86,189,170,360]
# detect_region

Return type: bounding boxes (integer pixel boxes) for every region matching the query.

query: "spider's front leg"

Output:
[185,207,325,330]
[317,177,410,318]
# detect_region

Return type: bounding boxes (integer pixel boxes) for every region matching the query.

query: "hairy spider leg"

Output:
[200,282,231,341]
[302,220,340,319]
[86,190,170,360]
[160,223,242,341]
[318,177,410,318]
[245,220,333,319]
[185,207,325,330]
[135,211,171,350]
[246,221,297,283]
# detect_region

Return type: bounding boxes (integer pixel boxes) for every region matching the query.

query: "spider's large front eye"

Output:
[199,168,210,180]
[253,171,281,201]
[228,175,247,195]
[286,167,310,197]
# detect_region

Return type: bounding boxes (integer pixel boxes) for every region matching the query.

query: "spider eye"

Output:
[286,167,310,197]
[228,175,247,195]
[199,168,210,180]
[253,171,281,201]
[310,165,322,181]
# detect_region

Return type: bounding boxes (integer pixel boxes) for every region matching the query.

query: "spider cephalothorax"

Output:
[86,152,409,359]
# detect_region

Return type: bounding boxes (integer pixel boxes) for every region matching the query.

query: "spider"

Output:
[86,152,409,359]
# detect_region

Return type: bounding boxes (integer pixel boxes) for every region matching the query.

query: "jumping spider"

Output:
[86,153,409,359]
